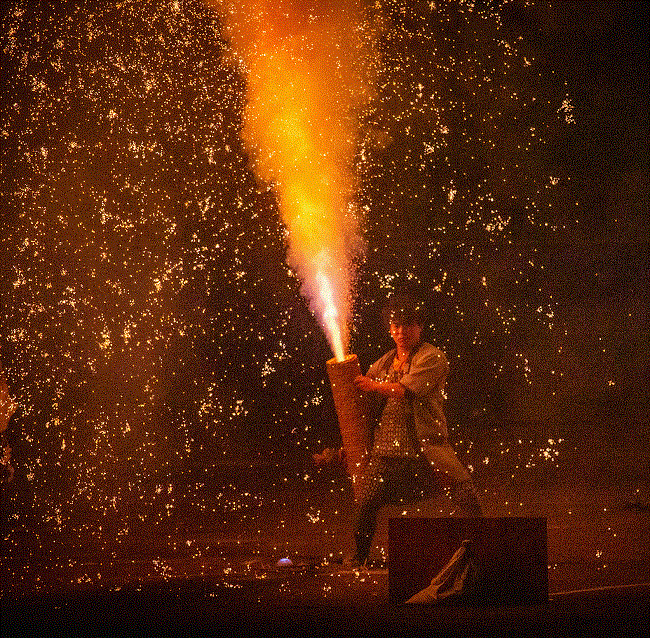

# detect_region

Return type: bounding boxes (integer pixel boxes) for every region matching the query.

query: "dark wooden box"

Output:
[388,517,548,605]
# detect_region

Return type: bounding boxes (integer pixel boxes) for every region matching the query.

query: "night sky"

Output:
[1,0,647,536]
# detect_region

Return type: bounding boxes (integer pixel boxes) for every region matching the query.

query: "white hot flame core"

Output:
[316,268,345,362]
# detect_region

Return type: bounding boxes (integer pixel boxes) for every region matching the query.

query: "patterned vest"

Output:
[371,351,420,457]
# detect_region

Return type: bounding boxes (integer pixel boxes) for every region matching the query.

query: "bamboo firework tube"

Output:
[326,354,370,499]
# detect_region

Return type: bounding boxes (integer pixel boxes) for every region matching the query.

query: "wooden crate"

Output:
[388,517,548,605]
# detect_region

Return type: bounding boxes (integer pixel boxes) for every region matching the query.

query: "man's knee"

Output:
[453,480,483,517]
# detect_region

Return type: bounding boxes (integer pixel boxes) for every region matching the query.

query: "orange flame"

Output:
[206,0,380,360]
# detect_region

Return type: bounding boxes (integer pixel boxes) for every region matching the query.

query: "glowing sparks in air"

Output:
[1,0,577,526]
[2,0,643,598]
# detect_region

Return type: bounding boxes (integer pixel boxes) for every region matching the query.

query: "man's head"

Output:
[383,290,427,351]
[389,319,422,352]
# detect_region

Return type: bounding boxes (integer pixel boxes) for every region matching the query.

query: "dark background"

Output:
[0,1,647,536]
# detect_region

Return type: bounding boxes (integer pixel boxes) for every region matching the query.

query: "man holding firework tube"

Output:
[349,290,482,567]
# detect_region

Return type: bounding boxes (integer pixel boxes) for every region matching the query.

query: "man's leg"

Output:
[453,479,483,517]
[352,455,391,564]
[420,442,483,517]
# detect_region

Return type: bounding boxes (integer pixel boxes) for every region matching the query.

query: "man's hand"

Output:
[355,375,406,398]
[312,447,344,465]
[354,375,377,393]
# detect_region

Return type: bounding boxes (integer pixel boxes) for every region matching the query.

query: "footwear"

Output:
[342,554,367,569]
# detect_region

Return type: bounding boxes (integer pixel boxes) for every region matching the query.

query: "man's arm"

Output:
[354,375,406,398]
[400,346,449,397]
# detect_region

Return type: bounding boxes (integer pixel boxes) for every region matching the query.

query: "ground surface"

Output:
[1,458,648,637]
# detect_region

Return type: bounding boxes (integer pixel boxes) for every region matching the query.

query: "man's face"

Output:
[390,321,422,351]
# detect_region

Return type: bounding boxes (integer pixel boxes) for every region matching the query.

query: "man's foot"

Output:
[342,554,367,570]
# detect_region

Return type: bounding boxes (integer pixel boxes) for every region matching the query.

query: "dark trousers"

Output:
[353,453,482,562]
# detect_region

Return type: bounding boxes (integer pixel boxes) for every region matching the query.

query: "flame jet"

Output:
[207,0,381,360]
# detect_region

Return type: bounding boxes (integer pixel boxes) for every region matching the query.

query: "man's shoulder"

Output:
[413,342,448,365]
[371,348,396,369]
